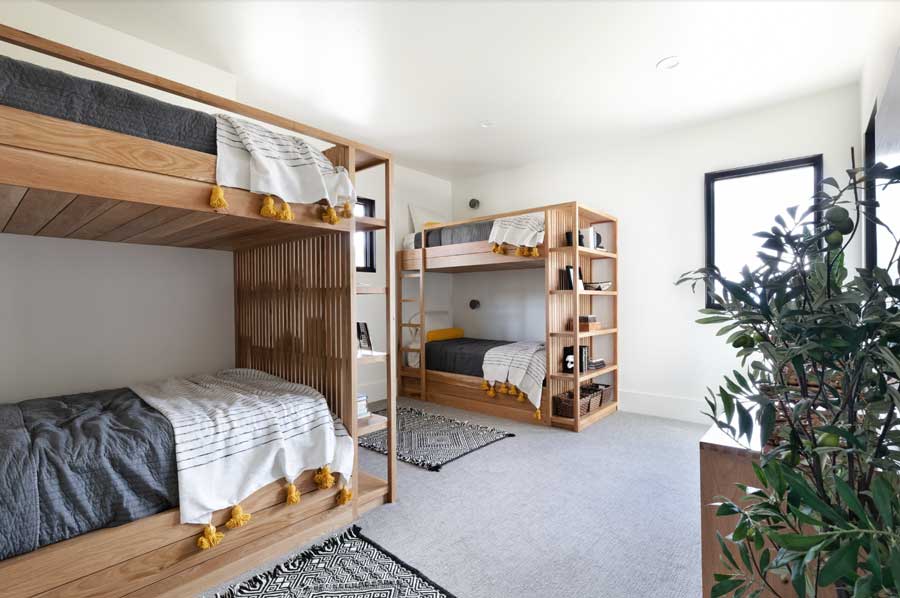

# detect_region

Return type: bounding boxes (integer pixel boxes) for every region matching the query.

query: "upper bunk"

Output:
[397,202,617,273]
[0,24,389,252]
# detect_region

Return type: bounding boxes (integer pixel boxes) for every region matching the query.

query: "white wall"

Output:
[355,164,453,401]
[451,85,860,424]
[0,2,239,402]
[859,2,900,129]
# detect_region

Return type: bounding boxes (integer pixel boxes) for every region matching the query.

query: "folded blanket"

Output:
[482,342,546,409]
[488,213,545,249]
[215,114,355,207]
[132,368,353,525]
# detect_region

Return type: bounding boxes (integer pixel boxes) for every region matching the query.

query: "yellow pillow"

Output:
[423,221,442,229]
[426,327,464,342]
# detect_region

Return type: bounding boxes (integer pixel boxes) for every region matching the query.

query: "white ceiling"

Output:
[45,1,898,178]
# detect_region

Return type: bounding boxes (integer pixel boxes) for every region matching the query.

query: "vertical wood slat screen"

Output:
[546,205,577,408]
[234,233,352,422]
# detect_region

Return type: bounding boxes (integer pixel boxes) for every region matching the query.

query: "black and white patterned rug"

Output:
[360,407,514,471]
[215,526,456,598]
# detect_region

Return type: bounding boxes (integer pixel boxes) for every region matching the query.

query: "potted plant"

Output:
[678,160,900,597]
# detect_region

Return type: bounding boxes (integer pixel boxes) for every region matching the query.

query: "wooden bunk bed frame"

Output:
[0,25,397,598]
[397,202,619,432]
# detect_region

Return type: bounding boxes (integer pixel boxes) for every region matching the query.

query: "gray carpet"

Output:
[203,398,706,598]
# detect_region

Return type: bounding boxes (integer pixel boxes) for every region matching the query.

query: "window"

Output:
[865,106,900,269]
[355,197,376,273]
[704,155,823,308]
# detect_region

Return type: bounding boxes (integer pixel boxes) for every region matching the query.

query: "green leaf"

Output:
[853,574,874,598]
[759,403,775,446]
[834,477,869,526]
[871,476,894,528]
[818,541,860,587]
[781,468,842,522]
[716,501,741,516]
[771,533,829,551]
[890,546,900,592]
[711,578,744,597]
[752,463,768,489]
[717,532,739,570]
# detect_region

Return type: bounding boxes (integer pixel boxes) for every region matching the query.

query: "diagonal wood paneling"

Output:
[3,189,76,235]
[122,211,223,245]
[37,195,117,238]
[68,202,158,240]
[0,184,27,230]
[96,207,188,243]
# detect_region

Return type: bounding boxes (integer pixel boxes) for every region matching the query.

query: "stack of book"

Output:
[357,393,370,418]
[587,357,607,371]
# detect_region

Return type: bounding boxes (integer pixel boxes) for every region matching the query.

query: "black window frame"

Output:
[704,154,824,309]
[356,197,376,273]
[865,104,878,270]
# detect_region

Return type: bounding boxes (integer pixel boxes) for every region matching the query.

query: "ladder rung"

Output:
[401,273,421,278]
[400,298,418,303]
[400,323,421,328]
[399,346,421,352]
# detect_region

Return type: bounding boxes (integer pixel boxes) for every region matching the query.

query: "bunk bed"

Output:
[0,25,397,598]
[397,202,619,432]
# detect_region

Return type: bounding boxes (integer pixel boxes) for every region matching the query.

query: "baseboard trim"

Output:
[618,389,710,425]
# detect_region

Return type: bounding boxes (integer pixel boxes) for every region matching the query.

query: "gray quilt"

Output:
[413,220,494,249]
[425,337,514,378]
[0,54,217,154]
[0,388,177,560]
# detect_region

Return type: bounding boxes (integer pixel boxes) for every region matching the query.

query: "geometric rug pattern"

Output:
[214,526,456,598]
[359,407,514,471]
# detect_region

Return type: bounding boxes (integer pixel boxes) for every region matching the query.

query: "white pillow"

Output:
[409,204,445,232]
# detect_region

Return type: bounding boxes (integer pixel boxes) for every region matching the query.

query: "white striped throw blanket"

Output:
[488,213,545,248]
[215,114,355,207]
[482,342,546,409]
[132,368,353,525]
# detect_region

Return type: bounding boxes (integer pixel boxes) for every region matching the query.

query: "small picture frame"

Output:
[357,322,372,351]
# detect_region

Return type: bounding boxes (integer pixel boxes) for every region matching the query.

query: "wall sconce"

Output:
[469,299,480,310]
[468,198,480,210]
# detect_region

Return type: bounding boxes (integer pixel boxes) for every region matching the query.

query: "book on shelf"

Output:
[357,393,370,418]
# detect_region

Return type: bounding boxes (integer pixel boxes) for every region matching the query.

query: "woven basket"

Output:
[553,384,612,418]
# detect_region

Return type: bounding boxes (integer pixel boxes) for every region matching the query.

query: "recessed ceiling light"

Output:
[479,121,496,128]
[655,55,680,71]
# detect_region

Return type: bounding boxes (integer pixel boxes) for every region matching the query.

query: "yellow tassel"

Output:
[507,384,518,396]
[196,524,224,550]
[286,483,301,505]
[491,242,505,255]
[277,200,295,222]
[336,486,353,505]
[487,386,496,398]
[260,195,278,218]
[498,382,508,394]
[533,408,542,421]
[340,201,354,219]
[314,466,335,489]
[481,379,489,390]
[225,504,251,529]
[530,247,540,257]
[517,391,526,402]
[209,185,228,210]
[320,206,341,225]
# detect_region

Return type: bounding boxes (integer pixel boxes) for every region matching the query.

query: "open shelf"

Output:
[578,247,617,259]
[549,328,617,339]
[578,205,617,225]
[356,286,386,295]
[549,364,618,384]
[357,349,388,364]
[355,216,386,231]
[358,413,387,436]
[358,471,390,514]
[551,398,618,431]
[549,289,617,296]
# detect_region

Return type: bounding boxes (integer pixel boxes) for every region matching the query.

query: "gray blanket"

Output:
[413,220,494,249]
[425,337,514,378]
[0,388,177,560]
[0,54,217,154]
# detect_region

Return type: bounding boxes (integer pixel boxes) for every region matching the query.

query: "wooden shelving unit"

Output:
[545,204,619,432]
[358,413,388,436]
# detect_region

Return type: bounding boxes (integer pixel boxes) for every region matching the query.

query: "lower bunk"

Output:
[0,369,386,598]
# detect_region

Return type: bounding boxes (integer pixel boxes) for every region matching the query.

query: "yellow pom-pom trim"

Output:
[225,504,251,529]
[209,185,228,210]
[196,524,223,550]
[321,206,341,225]
[487,386,496,398]
[517,391,526,402]
[277,200,295,222]
[498,382,508,394]
[260,195,278,218]
[533,408,542,421]
[340,201,354,219]
[481,379,489,390]
[336,486,353,505]
[286,483,301,505]
[530,247,540,257]
[314,466,335,489]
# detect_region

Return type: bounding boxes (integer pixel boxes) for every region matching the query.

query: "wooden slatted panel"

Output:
[69,201,158,240]
[37,195,117,238]
[546,205,577,425]
[3,188,76,235]
[235,234,353,421]
[0,184,27,230]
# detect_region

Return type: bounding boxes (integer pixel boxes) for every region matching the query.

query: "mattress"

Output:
[425,337,514,378]
[0,387,177,560]
[412,220,494,249]
[0,54,217,154]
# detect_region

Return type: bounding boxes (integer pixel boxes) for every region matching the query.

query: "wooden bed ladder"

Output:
[397,242,426,399]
